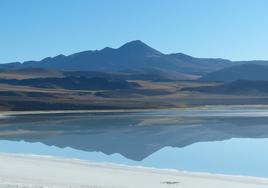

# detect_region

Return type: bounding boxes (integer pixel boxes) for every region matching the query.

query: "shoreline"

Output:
[0,153,268,188]
[2,104,268,116]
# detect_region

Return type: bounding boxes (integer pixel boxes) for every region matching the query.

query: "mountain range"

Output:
[3,40,268,77]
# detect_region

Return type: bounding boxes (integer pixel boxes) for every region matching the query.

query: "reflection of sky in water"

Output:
[0,138,268,178]
[1,106,268,178]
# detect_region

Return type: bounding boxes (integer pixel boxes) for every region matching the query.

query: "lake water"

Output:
[0,106,268,178]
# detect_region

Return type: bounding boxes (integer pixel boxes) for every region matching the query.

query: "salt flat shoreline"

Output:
[0,153,268,188]
[1,104,268,116]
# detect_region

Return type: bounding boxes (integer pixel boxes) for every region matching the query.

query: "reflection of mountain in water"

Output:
[1,109,268,161]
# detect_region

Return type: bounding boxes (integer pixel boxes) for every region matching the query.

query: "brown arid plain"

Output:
[1,69,268,111]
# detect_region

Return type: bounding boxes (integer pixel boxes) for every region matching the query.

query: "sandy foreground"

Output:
[0,154,268,188]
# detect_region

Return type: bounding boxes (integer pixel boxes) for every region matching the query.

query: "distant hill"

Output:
[0,76,139,90]
[182,80,268,95]
[201,64,268,82]
[0,40,237,75]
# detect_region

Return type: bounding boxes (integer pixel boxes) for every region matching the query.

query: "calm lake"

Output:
[0,106,268,178]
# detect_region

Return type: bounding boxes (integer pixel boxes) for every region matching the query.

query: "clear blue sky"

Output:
[1,0,268,63]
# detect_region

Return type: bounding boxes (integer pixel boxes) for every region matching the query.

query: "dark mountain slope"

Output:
[167,53,233,74]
